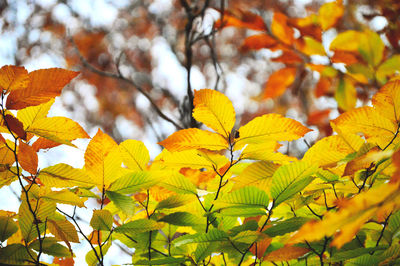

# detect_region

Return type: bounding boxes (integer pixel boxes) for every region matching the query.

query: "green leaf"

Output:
[108,171,160,194]
[194,243,217,263]
[106,191,135,216]
[90,210,113,231]
[376,55,400,84]
[173,229,227,247]
[213,186,269,210]
[329,246,387,262]
[270,161,317,206]
[134,257,188,265]
[30,237,72,257]
[159,172,197,194]
[114,219,163,234]
[155,194,195,210]
[0,244,32,265]
[220,208,267,217]
[0,216,18,242]
[159,212,204,226]
[231,230,264,244]
[228,220,259,235]
[335,77,356,111]
[263,217,310,237]
[388,210,400,237]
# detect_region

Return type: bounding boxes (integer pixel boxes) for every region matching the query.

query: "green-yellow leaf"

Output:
[159,212,204,226]
[17,99,54,130]
[108,171,161,194]
[335,77,357,111]
[376,55,400,84]
[214,186,270,211]
[90,210,113,231]
[192,89,236,138]
[105,191,135,216]
[119,139,149,171]
[0,216,18,242]
[114,219,163,234]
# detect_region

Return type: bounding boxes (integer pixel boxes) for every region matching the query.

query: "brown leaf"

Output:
[390,149,400,183]
[18,141,38,175]
[6,68,79,110]
[272,50,303,64]
[250,237,272,259]
[264,67,297,99]
[53,257,74,266]
[264,245,310,261]
[32,137,62,152]
[3,114,26,140]
[215,9,267,31]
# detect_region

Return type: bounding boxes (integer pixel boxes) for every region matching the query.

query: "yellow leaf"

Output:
[241,142,298,163]
[27,117,89,146]
[38,163,97,187]
[271,12,294,45]
[330,30,366,52]
[48,219,79,251]
[84,129,123,188]
[331,106,398,149]
[119,139,149,171]
[156,149,228,170]
[192,89,235,138]
[17,141,38,175]
[372,79,400,124]
[298,37,326,56]
[158,128,229,152]
[235,114,311,149]
[39,189,86,207]
[290,182,400,248]
[264,245,310,261]
[232,161,279,192]
[318,1,344,31]
[0,140,16,166]
[303,135,364,169]
[0,65,30,92]
[17,99,54,130]
[6,68,79,110]
[0,167,17,189]
[335,77,356,111]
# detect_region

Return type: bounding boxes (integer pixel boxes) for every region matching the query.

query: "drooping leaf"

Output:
[39,189,86,207]
[0,167,17,189]
[38,163,97,187]
[192,89,235,138]
[119,139,149,171]
[236,114,311,149]
[0,65,29,92]
[27,117,89,146]
[6,68,79,109]
[263,67,297,99]
[0,216,18,242]
[90,210,113,231]
[270,161,317,206]
[159,128,229,152]
[17,141,38,175]
[47,218,79,253]
[30,237,72,257]
[3,114,27,140]
[155,194,195,210]
[85,239,111,266]
[271,12,294,45]
[335,77,357,111]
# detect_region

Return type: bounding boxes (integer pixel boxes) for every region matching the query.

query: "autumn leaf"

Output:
[3,114,26,140]
[6,68,79,109]
[372,78,400,123]
[119,139,149,171]
[240,34,278,52]
[318,0,344,31]
[158,128,229,152]
[192,89,235,138]
[264,245,310,261]
[17,141,38,175]
[263,67,297,99]
[17,99,54,130]
[0,65,30,92]
[271,12,294,45]
[335,77,357,111]
[214,9,266,31]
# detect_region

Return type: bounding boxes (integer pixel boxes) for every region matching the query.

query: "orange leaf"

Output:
[272,50,302,64]
[264,67,297,99]
[250,237,272,259]
[215,10,266,31]
[271,12,294,45]
[3,114,26,140]
[32,137,62,152]
[331,51,358,65]
[289,15,322,41]
[390,149,400,183]
[53,257,74,266]
[6,68,79,109]
[18,141,38,175]
[307,109,331,126]
[315,77,332,97]
[0,65,30,92]
[240,34,278,52]
[264,245,309,261]
[158,128,229,152]
[88,230,102,244]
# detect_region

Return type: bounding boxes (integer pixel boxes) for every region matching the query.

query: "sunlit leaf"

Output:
[17,141,38,175]
[85,239,111,266]
[173,229,227,247]
[17,99,54,130]
[318,0,344,31]
[335,77,357,111]
[90,210,113,231]
[108,171,160,194]
[193,89,235,138]
[271,12,294,45]
[376,55,400,84]
[3,114,26,140]
[158,149,228,170]
[38,163,97,187]
[159,171,197,195]
[114,219,163,234]
[105,191,135,216]
[0,65,29,92]
[330,30,366,52]
[30,237,71,257]
[233,161,279,191]
[372,78,400,123]
[264,245,310,261]
[159,128,229,151]
[0,216,18,242]
[6,68,79,109]
[240,34,278,52]
[215,9,267,31]
[0,243,32,265]
[119,139,149,171]
[159,212,204,226]
[214,186,269,211]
